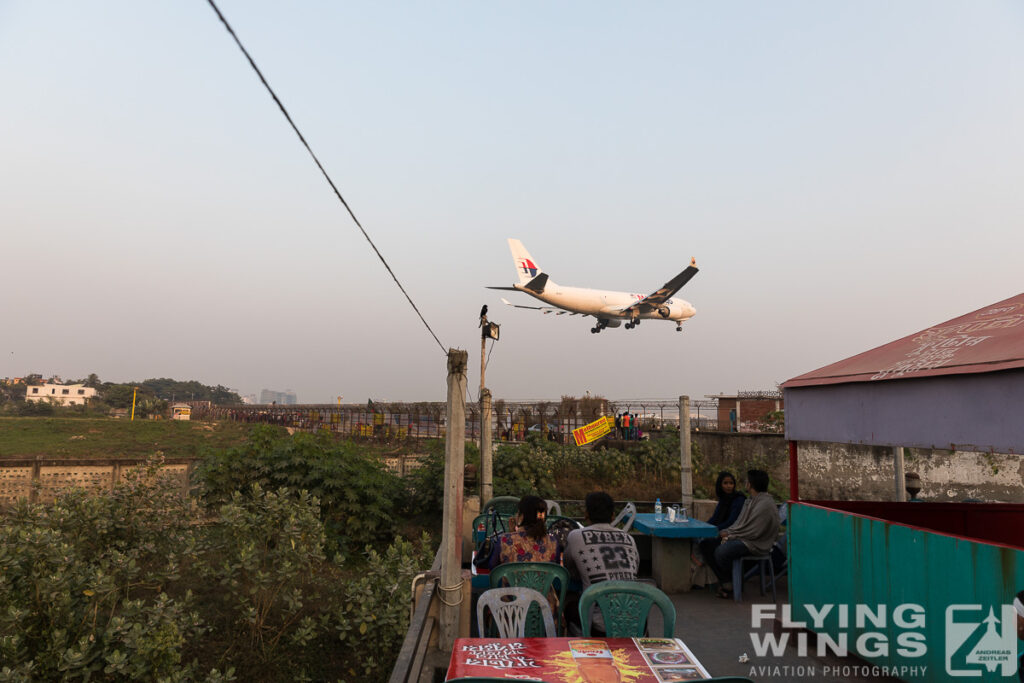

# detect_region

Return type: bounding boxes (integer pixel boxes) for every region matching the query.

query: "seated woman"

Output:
[488,495,561,569]
[692,471,747,588]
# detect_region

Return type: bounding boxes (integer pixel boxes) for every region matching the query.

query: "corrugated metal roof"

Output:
[783,293,1024,388]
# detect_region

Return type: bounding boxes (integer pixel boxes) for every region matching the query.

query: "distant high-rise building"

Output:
[259,389,297,405]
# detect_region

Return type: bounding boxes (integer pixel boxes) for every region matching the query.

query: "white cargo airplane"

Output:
[488,239,698,334]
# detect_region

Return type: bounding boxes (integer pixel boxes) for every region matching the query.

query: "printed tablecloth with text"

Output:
[447,637,711,682]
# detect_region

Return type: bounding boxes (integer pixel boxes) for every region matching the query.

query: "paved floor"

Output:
[662,581,905,683]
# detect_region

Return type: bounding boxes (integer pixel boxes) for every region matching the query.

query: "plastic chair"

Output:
[611,501,637,532]
[482,496,520,517]
[471,512,513,550]
[477,587,556,638]
[545,514,582,551]
[578,580,676,637]
[490,562,569,635]
[545,499,562,516]
[732,554,776,603]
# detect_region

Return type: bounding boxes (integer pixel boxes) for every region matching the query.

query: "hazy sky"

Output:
[3,1,1022,403]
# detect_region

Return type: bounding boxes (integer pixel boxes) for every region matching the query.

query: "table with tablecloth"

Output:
[632,514,718,594]
[446,636,712,681]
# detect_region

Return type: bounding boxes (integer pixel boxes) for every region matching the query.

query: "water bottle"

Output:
[654,498,662,522]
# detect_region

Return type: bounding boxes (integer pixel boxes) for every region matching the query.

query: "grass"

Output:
[0,417,257,460]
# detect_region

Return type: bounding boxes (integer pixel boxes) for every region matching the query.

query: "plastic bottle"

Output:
[654,498,662,522]
[569,639,621,683]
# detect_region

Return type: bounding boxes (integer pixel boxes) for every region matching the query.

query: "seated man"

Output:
[563,491,639,634]
[706,469,780,599]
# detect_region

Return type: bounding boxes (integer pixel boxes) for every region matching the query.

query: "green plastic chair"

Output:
[490,562,569,635]
[482,496,521,516]
[578,580,676,637]
[471,512,513,550]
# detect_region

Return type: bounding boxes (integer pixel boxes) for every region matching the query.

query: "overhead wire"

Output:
[205,0,447,355]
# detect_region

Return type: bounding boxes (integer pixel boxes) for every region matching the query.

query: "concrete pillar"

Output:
[479,388,493,505]
[679,395,692,508]
[894,446,907,502]
[440,349,467,652]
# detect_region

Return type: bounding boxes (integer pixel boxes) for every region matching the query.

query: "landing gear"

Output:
[625,318,640,330]
[676,326,683,332]
[591,319,610,334]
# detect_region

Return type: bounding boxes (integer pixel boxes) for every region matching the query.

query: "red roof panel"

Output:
[783,293,1024,388]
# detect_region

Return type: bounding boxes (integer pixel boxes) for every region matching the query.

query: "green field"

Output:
[0,417,255,459]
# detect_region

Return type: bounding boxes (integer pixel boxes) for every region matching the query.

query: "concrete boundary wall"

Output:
[0,458,196,504]
[692,432,1024,502]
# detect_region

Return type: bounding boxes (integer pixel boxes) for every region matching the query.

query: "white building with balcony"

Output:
[25,383,97,406]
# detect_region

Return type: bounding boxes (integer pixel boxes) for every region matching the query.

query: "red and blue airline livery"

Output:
[488,238,699,334]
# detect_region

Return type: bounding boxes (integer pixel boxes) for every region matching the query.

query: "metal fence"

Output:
[199,397,720,443]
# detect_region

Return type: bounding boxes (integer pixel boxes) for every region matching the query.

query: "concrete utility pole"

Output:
[439,349,467,652]
[480,387,493,505]
[478,308,497,506]
[679,395,693,508]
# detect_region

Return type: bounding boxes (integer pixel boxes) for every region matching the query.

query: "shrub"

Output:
[403,439,478,515]
[332,534,434,681]
[0,458,435,682]
[0,460,220,682]
[196,426,404,555]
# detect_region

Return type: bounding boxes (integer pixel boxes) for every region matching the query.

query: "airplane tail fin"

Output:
[508,238,545,287]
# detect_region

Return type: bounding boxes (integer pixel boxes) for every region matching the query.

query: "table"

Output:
[447,637,712,681]
[632,514,718,594]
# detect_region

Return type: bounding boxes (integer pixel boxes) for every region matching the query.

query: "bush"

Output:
[196,426,405,556]
[0,458,435,682]
[333,534,434,681]
[15,400,54,416]
[403,439,478,515]
[0,460,220,682]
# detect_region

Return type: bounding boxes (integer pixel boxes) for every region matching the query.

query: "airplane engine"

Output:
[657,305,672,319]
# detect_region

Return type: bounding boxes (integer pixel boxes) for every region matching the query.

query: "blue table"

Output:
[633,513,718,593]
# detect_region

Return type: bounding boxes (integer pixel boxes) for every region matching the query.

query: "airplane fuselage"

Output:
[513,283,696,323]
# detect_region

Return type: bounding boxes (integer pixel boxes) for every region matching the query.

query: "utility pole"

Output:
[679,395,692,509]
[440,348,468,652]
[478,306,499,505]
[130,387,138,421]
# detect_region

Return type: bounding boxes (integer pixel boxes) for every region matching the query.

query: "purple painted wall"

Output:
[784,368,1024,453]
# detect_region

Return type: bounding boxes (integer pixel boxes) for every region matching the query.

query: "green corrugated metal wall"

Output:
[789,503,1024,682]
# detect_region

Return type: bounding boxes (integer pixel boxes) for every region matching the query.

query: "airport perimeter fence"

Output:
[198,398,718,443]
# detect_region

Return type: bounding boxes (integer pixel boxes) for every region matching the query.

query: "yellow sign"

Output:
[572,416,615,446]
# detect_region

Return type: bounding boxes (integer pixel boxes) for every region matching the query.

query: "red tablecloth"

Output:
[446,637,711,681]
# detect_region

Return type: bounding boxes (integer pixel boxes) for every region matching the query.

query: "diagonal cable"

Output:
[206,0,446,354]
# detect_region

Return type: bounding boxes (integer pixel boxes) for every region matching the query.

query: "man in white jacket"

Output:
[706,469,780,599]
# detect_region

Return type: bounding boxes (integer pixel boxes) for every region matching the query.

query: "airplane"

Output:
[487,239,698,334]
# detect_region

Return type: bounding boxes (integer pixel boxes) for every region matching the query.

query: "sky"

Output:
[2,1,1023,404]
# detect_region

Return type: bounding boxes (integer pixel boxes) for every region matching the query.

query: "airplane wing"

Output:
[500,298,582,316]
[622,258,699,315]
